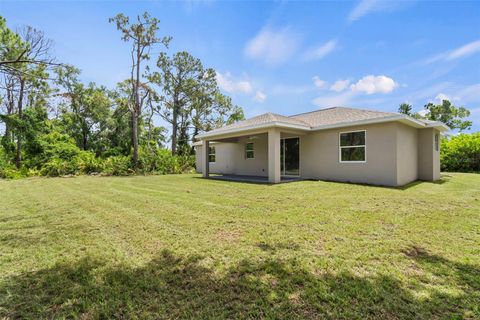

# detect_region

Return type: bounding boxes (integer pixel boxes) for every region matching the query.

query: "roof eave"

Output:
[195,121,310,140]
[425,121,450,132]
[196,114,449,140]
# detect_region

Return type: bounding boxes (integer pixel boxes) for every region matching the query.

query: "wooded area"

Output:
[0,13,244,178]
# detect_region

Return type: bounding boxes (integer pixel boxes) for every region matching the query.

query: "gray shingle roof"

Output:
[197,106,427,139]
[206,112,310,135]
[289,107,396,127]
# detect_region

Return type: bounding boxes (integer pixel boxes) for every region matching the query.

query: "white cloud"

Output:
[313,75,398,108]
[303,40,337,61]
[330,79,350,92]
[417,109,429,117]
[348,0,411,23]
[348,0,381,22]
[425,40,480,64]
[253,90,267,103]
[244,26,300,66]
[435,93,452,103]
[446,40,480,60]
[312,76,327,89]
[216,71,253,94]
[350,75,397,94]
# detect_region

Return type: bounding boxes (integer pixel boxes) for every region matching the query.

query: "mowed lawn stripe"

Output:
[0,173,479,319]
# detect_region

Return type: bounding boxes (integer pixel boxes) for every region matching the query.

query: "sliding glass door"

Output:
[280,137,300,176]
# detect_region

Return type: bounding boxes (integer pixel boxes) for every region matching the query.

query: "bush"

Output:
[75,151,103,174]
[39,157,80,177]
[0,148,22,179]
[1,133,195,178]
[138,145,195,174]
[441,132,480,172]
[103,156,132,176]
[0,165,24,179]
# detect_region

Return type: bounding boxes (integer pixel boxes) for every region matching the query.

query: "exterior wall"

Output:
[396,123,418,186]
[195,122,441,186]
[195,134,269,177]
[418,128,441,181]
[301,122,398,186]
[195,143,236,174]
[232,134,269,177]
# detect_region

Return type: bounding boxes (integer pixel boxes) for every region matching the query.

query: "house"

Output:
[194,107,448,186]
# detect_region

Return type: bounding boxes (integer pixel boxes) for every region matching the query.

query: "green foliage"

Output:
[398,103,413,116]
[422,100,472,131]
[138,144,195,174]
[39,157,79,177]
[0,14,232,179]
[0,15,28,64]
[75,151,104,174]
[102,155,132,176]
[0,148,18,178]
[441,132,480,172]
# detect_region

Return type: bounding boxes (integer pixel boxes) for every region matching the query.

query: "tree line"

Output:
[0,13,244,178]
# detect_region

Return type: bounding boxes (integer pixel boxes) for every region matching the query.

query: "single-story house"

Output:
[194,107,448,186]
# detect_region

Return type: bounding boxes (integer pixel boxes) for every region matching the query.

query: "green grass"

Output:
[0,173,479,319]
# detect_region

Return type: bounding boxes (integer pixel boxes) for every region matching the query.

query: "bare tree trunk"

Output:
[132,111,139,167]
[171,96,179,155]
[3,78,15,144]
[131,44,141,169]
[16,78,25,169]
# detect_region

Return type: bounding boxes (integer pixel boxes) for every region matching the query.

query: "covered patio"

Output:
[196,113,311,184]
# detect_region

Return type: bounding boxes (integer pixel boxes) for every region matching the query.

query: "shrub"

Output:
[0,165,24,179]
[75,151,103,174]
[138,146,195,174]
[39,157,80,177]
[0,148,22,179]
[441,132,480,172]
[103,156,132,176]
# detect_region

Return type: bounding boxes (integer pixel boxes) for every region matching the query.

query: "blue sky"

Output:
[2,0,479,131]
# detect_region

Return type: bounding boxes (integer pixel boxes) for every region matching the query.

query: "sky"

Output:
[1,0,480,131]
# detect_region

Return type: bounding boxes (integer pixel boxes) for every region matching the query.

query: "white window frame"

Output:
[339,130,367,163]
[208,145,216,163]
[245,142,255,159]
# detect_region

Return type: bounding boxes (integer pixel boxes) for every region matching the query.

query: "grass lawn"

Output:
[0,173,479,319]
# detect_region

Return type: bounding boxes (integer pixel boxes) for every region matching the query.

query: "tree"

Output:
[109,12,171,169]
[153,51,244,154]
[55,66,111,152]
[422,100,472,131]
[1,26,53,168]
[398,103,413,116]
[0,16,27,69]
[153,51,202,154]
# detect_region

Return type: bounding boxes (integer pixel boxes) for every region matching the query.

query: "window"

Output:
[208,146,216,163]
[339,130,366,163]
[435,133,439,152]
[245,142,254,159]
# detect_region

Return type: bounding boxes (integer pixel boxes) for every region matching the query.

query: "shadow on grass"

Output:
[194,174,453,190]
[319,175,452,191]
[0,247,478,319]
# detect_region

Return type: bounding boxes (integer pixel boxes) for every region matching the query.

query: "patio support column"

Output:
[268,128,281,183]
[203,140,210,178]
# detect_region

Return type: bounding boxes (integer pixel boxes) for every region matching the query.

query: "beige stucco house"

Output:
[194,107,448,186]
